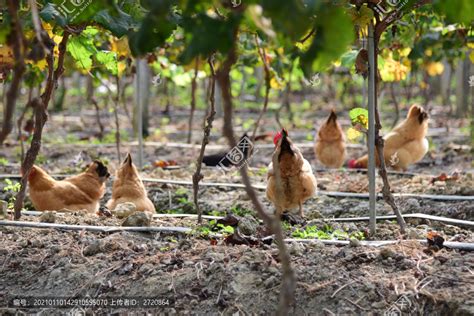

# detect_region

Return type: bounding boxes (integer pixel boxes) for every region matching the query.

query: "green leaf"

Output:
[340,50,358,69]
[39,3,67,26]
[93,7,137,37]
[300,6,355,75]
[349,107,369,129]
[96,51,118,75]
[260,0,316,41]
[39,1,111,25]
[128,0,178,57]
[433,0,474,25]
[179,14,242,64]
[66,33,97,70]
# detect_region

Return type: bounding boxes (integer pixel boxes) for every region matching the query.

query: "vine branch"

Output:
[193,55,217,224]
[13,25,70,220]
[217,29,295,316]
[0,0,27,145]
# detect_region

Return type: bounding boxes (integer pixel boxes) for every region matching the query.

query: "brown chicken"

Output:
[28,161,110,212]
[107,153,155,212]
[314,110,346,168]
[266,129,317,217]
[349,104,429,171]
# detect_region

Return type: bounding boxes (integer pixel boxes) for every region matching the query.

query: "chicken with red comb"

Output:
[266,129,317,217]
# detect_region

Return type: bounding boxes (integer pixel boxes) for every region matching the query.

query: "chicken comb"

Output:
[273,131,282,145]
[273,129,288,145]
[347,159,358,169]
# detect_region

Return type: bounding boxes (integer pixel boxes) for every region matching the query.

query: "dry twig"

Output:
[193,55,217,224]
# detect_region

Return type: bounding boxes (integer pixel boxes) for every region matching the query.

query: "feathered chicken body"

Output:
[349,104,429,171]
[315,110,346,168]
[107,153,155,212]
[266,129,317,217]
[28,161,109,212]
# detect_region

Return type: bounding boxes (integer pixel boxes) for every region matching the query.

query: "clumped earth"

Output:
[0,220,473,314]
[0,110,473,314]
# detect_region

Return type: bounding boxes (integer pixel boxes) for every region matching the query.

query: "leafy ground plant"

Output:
[3,179,21,209]
[292,224,365,241]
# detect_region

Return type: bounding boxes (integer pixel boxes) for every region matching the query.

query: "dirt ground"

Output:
[0,108,473,314]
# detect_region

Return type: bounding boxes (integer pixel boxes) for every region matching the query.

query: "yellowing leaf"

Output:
[351,5,374,29]
[117,61,126,76]
[399,47,411,57]
[0,44,14,67]
[26,58,47,71]
[425,62,444,76]
[347,127,363,142]
[110,36,130,58]
[379,53,409,82]
[270,77,284,90]
[470,51,474,63]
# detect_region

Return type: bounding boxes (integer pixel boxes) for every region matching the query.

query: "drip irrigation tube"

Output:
[9,211,474,229]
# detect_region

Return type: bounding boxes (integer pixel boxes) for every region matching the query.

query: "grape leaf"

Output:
[66,34,97,70]
[349,108,369,130]
[96,51,118,75]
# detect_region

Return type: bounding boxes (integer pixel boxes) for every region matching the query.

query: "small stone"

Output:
[206,252,225,262]
[401,258,415,269]
[406,228,421,239]
[39,211,56,223]
[238,215,259,235]
[405,198,420,211]
[379,248,395,259]
[288,242,304,256]
[263,275,278,288]
[83,240,102,256]
[122,212,152,227]
[133,243,148,252]
[349,238,361,247]
[112,202,137,219]
[306,209,323,219]
[307,240,325,249]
